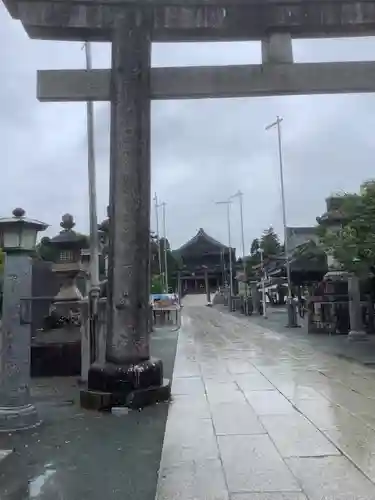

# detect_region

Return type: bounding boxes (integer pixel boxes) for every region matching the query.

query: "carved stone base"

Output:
[348,330,369,342]
[0,404,41,433]
[80,358,171,410]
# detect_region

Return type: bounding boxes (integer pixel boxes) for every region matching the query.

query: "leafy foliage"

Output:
[250,238,260,256]
[319,180,375,276]
[245,228,281,279]
[36,237,57,262]
[260,227,281,258]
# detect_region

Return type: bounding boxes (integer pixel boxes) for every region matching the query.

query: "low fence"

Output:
[307,300,375,335]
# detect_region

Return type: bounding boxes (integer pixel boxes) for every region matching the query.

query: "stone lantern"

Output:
[49,214,87,302]
[0,208,48,431]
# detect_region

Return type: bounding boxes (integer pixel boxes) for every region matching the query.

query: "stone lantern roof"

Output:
[50,214,87,249]
[0,207,48,232]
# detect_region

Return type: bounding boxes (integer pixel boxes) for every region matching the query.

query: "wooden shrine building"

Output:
[173,229,235,294]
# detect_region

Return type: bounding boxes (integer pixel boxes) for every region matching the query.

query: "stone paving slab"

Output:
[220,304,375,366]
[218,434,301,493]
[155,304,375,500]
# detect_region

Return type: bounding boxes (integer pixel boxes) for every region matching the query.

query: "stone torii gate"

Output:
[3,0,375,408]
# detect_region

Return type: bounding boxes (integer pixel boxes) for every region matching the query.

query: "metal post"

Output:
[216,200,233,298]
[153,193,163,290]
[260,248,267,319]
[266,116,297,328]
[161,202,168,293]
[220,248,225,287]
[204,267,211,304]
[231,190,247,294]
[227,202,233,298]
[84,42,100,360]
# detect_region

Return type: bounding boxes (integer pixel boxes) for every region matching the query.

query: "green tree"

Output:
[250,238,260,256]
[260,227,281,258]
[36,236,57,262]
[319,180,375,276]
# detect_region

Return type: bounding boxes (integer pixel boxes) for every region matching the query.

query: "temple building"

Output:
[172,229,236,294]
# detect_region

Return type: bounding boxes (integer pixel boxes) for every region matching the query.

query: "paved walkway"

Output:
[226,304,375,366]
[156,303,375,500]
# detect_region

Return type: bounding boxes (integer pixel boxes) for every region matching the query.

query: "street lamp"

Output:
[0,208,48,431]
[215,200,233,297]
[265,116,298,328]
[231,190,247,294]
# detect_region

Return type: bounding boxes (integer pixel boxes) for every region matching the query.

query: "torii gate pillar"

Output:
[81,9,170,410]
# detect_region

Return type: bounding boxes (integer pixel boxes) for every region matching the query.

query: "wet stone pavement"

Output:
[3,297,375,499]
[156,298,375,500]
[0,328,179,500]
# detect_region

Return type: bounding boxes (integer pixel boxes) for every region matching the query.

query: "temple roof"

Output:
[174,228,228,255]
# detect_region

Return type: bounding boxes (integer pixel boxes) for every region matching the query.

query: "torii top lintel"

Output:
[3,0,375,42]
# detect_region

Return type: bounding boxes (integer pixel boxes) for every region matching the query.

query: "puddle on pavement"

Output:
[28,463,56,498]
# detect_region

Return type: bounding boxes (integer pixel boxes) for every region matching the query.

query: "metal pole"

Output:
[220,248,225,287]
[232,190,247,294]
[227,202,234,297]
[161,202,168,293]
[266,116,297,328]
[276,118,292,301]
[216,200,233,297]
[204,267,211,304]
[153,193,163,289]
[84,42,100,360]
[260,248,267,319]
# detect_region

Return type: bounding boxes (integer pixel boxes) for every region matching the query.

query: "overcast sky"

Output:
[2,5,375,255]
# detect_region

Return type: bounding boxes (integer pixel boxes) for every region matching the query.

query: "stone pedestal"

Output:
[0,254,40,431]
[80,298,107,383]
[348,274,368,341]
[81,10,170,410]
[250,282,261,314]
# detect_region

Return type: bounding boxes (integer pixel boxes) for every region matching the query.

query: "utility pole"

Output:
[231,190,247,294]
[265,116,297,328]
[84,41,100,361]
[161,201,168,293]
[259,247,267,319]
[216,200,233,297]
[153,193,163,290]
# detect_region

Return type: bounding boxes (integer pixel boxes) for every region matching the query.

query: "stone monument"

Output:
[0,208,47,431]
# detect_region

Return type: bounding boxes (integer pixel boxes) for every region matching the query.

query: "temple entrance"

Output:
[173,228,235,296]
